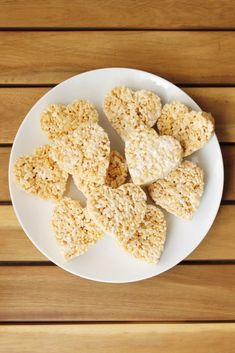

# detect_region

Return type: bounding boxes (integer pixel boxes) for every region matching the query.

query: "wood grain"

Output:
[222,145,235,201]
[0,265,234,321]
[0,87,49,144]
[184,87,235,143]
[3,145,235,201]
[0,206,45,261]
[0,147,9,201]
[1,31,235,84]
[0,205,234,262]
[0,323,234,353]
[1,87,235,144]
[0,0,235,29]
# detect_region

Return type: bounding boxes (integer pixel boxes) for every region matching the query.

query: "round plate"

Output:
[9,68,224,283]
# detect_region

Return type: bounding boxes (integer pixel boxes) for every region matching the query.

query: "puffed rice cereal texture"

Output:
[13,144,68,202]
[157,101,215,156]
[52,197,103,260]
[87,183,147,239]
[41,99,99,140]
[148,160,204,220]
[103,86,162,140]
[116,205,167,263]
[50,123,110,184]
[73,150,128,196]
[125,128,183,185]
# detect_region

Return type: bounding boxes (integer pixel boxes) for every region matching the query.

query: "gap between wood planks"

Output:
[1,320,235,324]
[1,28,235,32]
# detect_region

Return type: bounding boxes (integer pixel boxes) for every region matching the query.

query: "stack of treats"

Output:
[13,86,215,264]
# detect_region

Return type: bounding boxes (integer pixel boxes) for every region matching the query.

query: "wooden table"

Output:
[0,1,235,352]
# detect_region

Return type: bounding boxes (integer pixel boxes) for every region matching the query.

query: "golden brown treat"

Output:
[13,145,68,202]
[87,183,147,239]
[148,160,204,220]
[103,86,162,140]
[157,101,215,156]
[50,123,110,184]
[73,150,128,197]
[116,205,166,263]
[41,99,99,140]
[105,150,128,188]
[125,128,183,185]
[52,197,103,260]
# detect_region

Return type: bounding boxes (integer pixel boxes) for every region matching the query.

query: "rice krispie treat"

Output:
[105,150,128,188]
[157,101,215,156]
[103,86,162,140]
[72,174,100,198]
[87,183,147,239]
[13,145,68,202]
[41,99,99,140]
[50,123,110,184]
[73,150,128,197]
[125,128,183,185]
[148,160,204,220]
[52,197,103,260]
[116,205,166,263]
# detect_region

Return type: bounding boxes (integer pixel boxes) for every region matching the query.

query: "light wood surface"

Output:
[0,205,234,262]
[1,323,234,353]
[1,87,235,144]
[0,2,234,345]
[1,31,235,84]
[0,265,234,321]
[3,145,235,201]
[0,0,235,29]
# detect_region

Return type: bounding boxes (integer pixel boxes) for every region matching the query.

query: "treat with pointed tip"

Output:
[125,128,183,185]
[87,183,147,239]
[116,205,167,263]
[148,160,204,220]
[50,123,110,185]
[52,197,103,260]
[157,101,214,156]
[13,144,68,202]
[103,86,162,140]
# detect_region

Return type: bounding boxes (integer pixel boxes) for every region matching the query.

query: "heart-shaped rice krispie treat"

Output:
[73,150,128,197]
[116,205,166,263]
[13,145,68,202]
[87,183,147,239]
[41,99,99,140]
[103,86,162,140]
[52,197,103,260]
[50,123,110,184]
[125,128,183,185]
[157,101,215,156]
[148,160,204,220]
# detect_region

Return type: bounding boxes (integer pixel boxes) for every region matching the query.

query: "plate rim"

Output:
[8,67,224,283]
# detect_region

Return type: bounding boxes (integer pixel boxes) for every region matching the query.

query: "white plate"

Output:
[9,68,224,283]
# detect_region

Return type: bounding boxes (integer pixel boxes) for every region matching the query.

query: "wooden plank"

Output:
[0,147,9,201]
[0,265,234,321]
[184,87,235,143]
[0,0,235,29]
[0,206,45,261]
[0,87,49,144]
[0,205,234,262]
[0,31,235,84]
[0,323,234,353]
[3,145,235,201]
[222,145,235,201]
[1,87,235,144]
